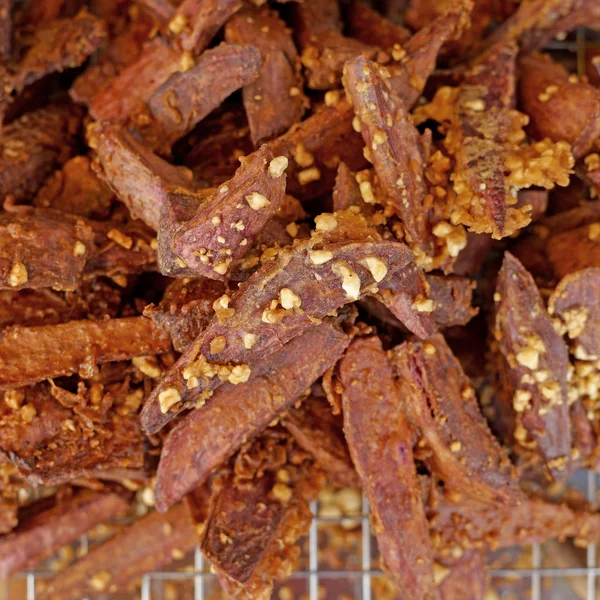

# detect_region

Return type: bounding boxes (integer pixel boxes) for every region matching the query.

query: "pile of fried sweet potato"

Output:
[1,0,600,598]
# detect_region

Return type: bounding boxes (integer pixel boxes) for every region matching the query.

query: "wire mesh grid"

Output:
[1,20,600,600]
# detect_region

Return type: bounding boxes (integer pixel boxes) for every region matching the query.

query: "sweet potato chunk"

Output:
[225,5,306,145]
[131,43,261,152]
[0,211,93,292]
[167,0,243,55]
[340,336,435,597]
[392,334,522,504]
[0,316,171,388]
[0,490,128,578]
[202,430,319,600]
[343,56,432,257]
[155,319,352,510]
[89,122,194,230]
[268,100,367,201]
[520,53,600,159]
[14,9,107,91]
[39,502,197,600]
[492,253,572,479]
[161,145,286,280]
[0,105,81,201]
[283,395,360,488]
[33,156,114,220]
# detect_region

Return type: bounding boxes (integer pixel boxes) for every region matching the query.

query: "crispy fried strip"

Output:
[141,222,413,434]
[483,0,600,55]
[14,9,107,91]
[163,146,286,280]
[168,0,243,55]
[268,100,367,201]
[70,12,155,107]
[0,211,93,292]
[339,336,436,597]
[549,268,600,360]
[131,43,261,152]
[293,0,376,91]
[38,502,197,600]
[88,40,180,122]
[225,5,306,145]
[283,395,360,489]
[145,278,226,354]
[0,491,128,578]
[392,333,522,504]
[346,0,411,50]
[90,122,194,230]
[375,264,437,339]
[519,54,600,159]
[34,156,114,220]
[453,41,525,238]
[343,56,432,255]
[202,434,318,599]
[155,320,351,510]
[493,253,572,479]
[0,316,171,388]
[0,105,81,201]
[426,274,478,328]
[387,3,472,108]
[437,551,488,600]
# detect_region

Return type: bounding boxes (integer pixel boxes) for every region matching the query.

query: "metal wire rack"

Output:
[2,18,600,600]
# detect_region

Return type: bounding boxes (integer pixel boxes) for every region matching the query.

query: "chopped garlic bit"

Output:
[333,261,361,300]
[279,287,302,310]
[362,256,388,282]
[158,388,181,414]
[314,214,337,232]
[246,191,270,210]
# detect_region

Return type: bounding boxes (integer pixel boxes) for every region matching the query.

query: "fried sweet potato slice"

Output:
[33,156,114,220]
[0,316,171,388]
[283,395,360,489]
[339,336,435,597]
[0,490,128,578]
[167,0,243,55]
[202,431,320,600]
[293,0,377,91]
[225,5,306,146]
[70,11,155,107]
[14,9,107,92]
[519,53,600,159]
[39,502,197,600]
[88,40,181,122]
[145,278,226,353]
[386,3,472,108]
[374,263,437,339]
[429,486,600,553]
[549,268,600,362]
[141,216,413,434]
[346,0,411,50]
[162,146,286,280]
[426,274,478,328]
[483,0,600,56]
[83,218,157,279]
[343,56,432,258]
[450,41,527,238]
[131,43,261,153]
[492,253,572,479]
[0,211,93,292]
[0,105,81,201]
[155,319,352,510]
[393,333,521,504]
[268,100,367,202]
[89,122,194,230]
